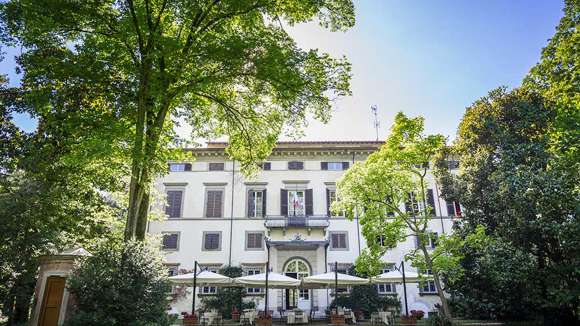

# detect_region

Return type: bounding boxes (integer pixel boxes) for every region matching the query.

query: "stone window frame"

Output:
[202,231,222,251]
[161,231,180,251]
[245,231,265,251]
[329,231,349,251]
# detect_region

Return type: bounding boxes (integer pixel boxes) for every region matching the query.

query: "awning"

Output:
[169,270,233,286]
[234,272,301,288]
[303,272,369,288]
[371,270,422,283]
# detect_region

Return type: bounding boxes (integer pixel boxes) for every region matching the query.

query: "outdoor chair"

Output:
[370,312,380,325]
[309,306,319,320]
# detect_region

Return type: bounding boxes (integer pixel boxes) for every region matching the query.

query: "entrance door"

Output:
[285,272,298,309]
[39,276,66,326]
[284,259,311,311]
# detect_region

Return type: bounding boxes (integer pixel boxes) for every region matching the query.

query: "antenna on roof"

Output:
[371,105,380,141]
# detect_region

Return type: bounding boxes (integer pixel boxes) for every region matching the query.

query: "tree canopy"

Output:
[333,112,454,320]
[0,0,355,240]
[435,87,580,324]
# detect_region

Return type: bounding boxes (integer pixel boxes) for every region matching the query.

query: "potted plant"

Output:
[182,312,197,325]
[410,310,425,320]
[400,314,417,325]
[256,312,272,326]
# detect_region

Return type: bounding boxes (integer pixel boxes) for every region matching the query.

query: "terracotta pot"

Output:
[183,315,197,325]
[231,312,240,321]
[330,314,346,325]
[400,315,417,325]
[256,316,272,326]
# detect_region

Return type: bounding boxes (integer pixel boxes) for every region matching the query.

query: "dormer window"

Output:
[208,162,225,171]
[288,161,304,170]
[168,163,191,172]
[321,162,349,171]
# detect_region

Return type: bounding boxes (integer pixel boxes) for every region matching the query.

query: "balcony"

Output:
[264,215,330,228]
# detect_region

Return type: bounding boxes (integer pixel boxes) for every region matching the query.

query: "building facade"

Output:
[148,141,461,317]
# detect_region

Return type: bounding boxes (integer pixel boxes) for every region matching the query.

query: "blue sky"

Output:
[1,1,564,141]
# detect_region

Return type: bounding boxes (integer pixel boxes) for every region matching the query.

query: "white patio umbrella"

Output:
[371,270,422,283]
[234,272,301,288]
[168,270,234,285]
[303,271,369,288]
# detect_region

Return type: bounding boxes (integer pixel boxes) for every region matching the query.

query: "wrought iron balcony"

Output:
[264,215,330,228]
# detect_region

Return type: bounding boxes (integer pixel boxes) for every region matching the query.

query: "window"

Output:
[420,269,437,294]
[245,268,263,294]
[376,235,387,247]
[165,264,179,277]
[321,162,349,171]
[426,189,436,216]
[330,232,348,250]
[201,266,219,294]
[208,162,225,171]
[447,160,460,169]
[288,190,305,216]
[285,259,310,300]
[205,190,224,218]
[330,263,352,294]
[428,232,439,249]
[202,232,221,251]
[165,190,183,218]
[248,190,266,218]
[326,189,339,216]
[245,232,264,250]
[288,161,304,170]
[162,232,179,250]
[446,200,462,217]
[377,266,396,294]
[169,163,191,172]
[405,192,421,215]
[258,162,271,170]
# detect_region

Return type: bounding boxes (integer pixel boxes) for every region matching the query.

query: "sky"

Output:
[1,1,565,142]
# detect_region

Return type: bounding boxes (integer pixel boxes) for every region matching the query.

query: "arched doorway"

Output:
[284,258,310,310]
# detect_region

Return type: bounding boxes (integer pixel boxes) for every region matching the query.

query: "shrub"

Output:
[201,266,255,319]
[330,286,401,319]
[66,240,174,326]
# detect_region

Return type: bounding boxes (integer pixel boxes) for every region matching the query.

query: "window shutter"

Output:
[262,189,267,217]
[166,191,183,218]
[184,163,192,171]
[321,162,328,170]
[326,189,331,216]
[206,191,223,217]
[427,189,436,216]
[280,189,288,216]
[331,233,339,248]
[340,234,347,248]
[247,190,255,217]
[305,189,313,216]
[454,201,462,217]
[209,163,224,171]
[342,162,349,170]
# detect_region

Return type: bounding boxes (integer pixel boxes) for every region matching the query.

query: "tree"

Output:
[524,0,579,166]
[66,240,173,326]
[0,0,355,241]
[435,87,580,325]
[0,75,124,325]
[333,112,453,321]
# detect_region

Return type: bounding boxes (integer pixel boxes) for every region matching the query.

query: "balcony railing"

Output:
[264,215,330,228]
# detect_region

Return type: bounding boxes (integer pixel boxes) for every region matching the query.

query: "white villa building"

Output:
[148,141,462,317]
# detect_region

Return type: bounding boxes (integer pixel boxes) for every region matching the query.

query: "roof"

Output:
[188,141,384,156]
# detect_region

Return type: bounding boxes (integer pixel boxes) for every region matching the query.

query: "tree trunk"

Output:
[421,245,452,322]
